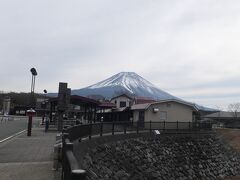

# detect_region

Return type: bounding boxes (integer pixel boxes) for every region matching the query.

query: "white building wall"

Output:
[146,102,194,122]
[110,96,131,108]
[132,102,194,123]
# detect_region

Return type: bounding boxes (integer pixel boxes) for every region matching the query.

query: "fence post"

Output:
[209,121,212,130]
[137,120,139,134]
[124,122,127,134]
[64,142,74,180]
[89,122,92,140]
[66,142,73,151]
[189,121,191,131]
[112,121,115,135]
[177,121,178,132]
[100,122,103,136]
[150,121,152,134]
[71,169,87,180]
[62,133,69,180]
[194,121,196,132]
[164,121,165,131]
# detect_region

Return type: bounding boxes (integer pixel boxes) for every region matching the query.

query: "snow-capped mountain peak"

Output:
[88,72,157,94]
[72,72,177,100]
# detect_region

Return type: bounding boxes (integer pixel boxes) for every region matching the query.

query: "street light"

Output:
[30,68,37,108]
[27,67,37,136]
[41,89,48,125]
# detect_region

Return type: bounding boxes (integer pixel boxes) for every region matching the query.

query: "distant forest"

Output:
[0,92,45,110]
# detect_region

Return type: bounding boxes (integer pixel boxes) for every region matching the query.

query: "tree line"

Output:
[0,92,45,110]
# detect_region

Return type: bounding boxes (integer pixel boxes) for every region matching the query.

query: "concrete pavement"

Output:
[0,127,60,180]
[0,116,41,141]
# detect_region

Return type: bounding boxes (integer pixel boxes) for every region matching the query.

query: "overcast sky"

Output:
[0,0,240,109]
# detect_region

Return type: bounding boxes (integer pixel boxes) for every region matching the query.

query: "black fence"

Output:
[61,121,212,180]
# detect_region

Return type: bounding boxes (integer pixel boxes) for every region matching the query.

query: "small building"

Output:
[131,99,198,123]
[98,101,116,113]
[204,111,240,128]
[49,95,100,123]
[204,111,240,121]
[110,94,133,108]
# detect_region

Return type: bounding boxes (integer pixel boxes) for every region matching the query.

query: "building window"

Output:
[120,101,126,107]
[160,111,167,120]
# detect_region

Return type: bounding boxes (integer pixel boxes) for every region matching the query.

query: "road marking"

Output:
[0,161,52,166]
[0,130,26,143]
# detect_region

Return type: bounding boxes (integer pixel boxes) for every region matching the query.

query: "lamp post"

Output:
[27,67,37,136]
[41,89,47,125]
[30,68,37,107]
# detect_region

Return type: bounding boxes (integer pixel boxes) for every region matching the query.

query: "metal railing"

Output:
[62,133,87,180]
[64,121,212,141]
[61,121,212,180]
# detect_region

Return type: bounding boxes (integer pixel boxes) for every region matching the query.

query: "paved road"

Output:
[0,128,59,180]
[0,116,41,141]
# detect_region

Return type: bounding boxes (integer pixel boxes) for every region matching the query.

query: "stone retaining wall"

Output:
[78,134,240,180]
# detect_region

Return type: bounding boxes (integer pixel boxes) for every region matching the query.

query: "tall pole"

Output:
[30,68,37,108]
[41,89,47,125]
[27,68,37,136]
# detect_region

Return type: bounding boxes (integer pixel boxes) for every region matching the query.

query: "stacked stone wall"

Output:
[81,134,240,180]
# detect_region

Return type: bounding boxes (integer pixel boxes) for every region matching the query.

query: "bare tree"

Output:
[228,103,240,119]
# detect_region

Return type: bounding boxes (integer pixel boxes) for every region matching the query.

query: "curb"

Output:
[0,129,27,143]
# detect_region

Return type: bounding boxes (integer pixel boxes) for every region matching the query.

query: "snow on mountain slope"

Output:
[72,72,178,100]
[88,72,156,92]
[51,72,216,112]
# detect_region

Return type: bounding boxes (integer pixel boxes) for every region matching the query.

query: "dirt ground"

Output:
[216,128,240,152]
[216,128,240,180]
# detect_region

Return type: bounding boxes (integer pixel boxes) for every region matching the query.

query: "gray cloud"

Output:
[0,0,240,109]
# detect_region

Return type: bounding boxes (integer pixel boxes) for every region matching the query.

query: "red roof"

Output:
[134,97,156,104]
[99,102,116,108]
[111,94,133,100]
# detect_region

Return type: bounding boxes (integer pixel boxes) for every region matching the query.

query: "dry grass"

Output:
[216,128,240,153]
[225,177,240,180]
[216,128,240,180]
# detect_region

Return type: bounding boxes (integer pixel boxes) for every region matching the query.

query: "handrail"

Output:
[63,121,212,142]
[62,135,87,180]
[61,120,212,180]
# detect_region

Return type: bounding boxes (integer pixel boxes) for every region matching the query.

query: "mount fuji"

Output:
[72,72,179,100]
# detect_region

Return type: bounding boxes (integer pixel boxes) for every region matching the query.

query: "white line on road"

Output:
[0,130,26,143]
